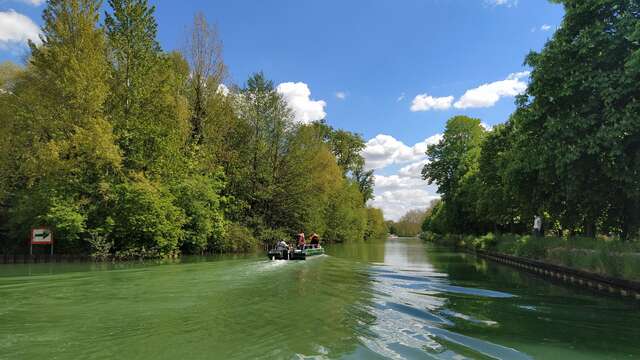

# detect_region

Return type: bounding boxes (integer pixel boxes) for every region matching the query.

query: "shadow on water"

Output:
[1,237,640,359]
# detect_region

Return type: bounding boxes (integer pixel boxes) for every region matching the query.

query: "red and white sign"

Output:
[31,228,53,245]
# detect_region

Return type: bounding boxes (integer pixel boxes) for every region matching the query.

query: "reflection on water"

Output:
[357,240,529,359]
[1,238,639,359]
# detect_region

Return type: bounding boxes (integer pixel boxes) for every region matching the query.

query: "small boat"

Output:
[302,245,325,257]
[267,244,324,261]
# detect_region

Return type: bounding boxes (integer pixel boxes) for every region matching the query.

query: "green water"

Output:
[1,238,639,359]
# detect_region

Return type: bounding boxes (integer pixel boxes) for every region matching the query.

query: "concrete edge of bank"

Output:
[474,249,640,301]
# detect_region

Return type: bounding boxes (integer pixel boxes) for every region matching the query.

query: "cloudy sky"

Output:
[1,0,564,220]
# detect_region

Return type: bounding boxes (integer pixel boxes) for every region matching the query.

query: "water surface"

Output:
[1,238,638,359]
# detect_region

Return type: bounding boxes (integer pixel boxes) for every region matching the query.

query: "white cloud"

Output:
[453,71,529,109]
[369,174,440,221]
[540,24,552,31]
[487,0,518,7]
[363,134,444,220]
[397,93,405,102]
[398,160,429,179]
[216,83,230,96]
[480,122,492,131]
[276,82,326,124]
[362,133,442,171]
[0,10,41,49]
[410,94,454,112]
[18,0,46,5]
[335,91,346,100]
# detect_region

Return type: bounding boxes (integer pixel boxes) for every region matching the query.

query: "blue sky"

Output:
[0,0,564,219]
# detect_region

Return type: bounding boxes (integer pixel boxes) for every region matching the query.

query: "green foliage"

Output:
[105,0,189,176]
[459,234,640,282]
[421,116,486,235]
[422,1,640,243]
[0,2,384,258]
[219,223,258,253]
[365,207,387,240]
[172,174,226,253]
[0,61,22,92]
[391,209,429,237]
[423,116,485,199]
[110,177,186,257]
[42,198,87,248]
[514,0,640,237]
[325,182,367,243]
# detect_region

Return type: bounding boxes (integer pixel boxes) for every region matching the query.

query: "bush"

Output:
[365,207,388,240]
[42,197,87,251]
[109,178,186,258]
[256,227,289,247]
[460,233,640,281]
[172,174,226,254]
[218,223,258,253]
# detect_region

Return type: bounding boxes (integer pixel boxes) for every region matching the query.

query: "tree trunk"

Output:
[583,218,596,238]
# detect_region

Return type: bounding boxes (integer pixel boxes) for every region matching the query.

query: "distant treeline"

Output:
[386,208,431,237]
[0,0,387,259]
[422,0,640,240]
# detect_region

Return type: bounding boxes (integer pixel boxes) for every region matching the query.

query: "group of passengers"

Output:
[276,231,320,251]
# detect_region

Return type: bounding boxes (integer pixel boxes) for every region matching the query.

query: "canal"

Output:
[1,237,638,359]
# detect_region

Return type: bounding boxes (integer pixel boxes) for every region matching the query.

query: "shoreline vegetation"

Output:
[0,0,387,260]
[416,1,640,287]
[422,233,640,282]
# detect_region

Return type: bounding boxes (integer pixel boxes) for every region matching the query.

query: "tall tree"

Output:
[311,121,374,203]
[422,116,485,199]
[3,0,122,251]
[184,12,227,142]
[422,116,486,234]
[515,0,640,237]
[105,0,189,175]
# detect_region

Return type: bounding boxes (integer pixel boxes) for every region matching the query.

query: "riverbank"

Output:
[3,238,640,359]
[422,233,640,283]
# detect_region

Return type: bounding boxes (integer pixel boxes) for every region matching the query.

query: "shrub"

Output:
[109,178,186,258]
[42,197,87,251]
[218,223,258,253]
[172,174,226,254]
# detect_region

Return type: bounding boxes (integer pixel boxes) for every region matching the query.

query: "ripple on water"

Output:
[360,265,530,360]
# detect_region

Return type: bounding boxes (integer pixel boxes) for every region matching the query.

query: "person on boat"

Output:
[276,239,289,251]
[275,239,290,258]
[309,233,320,248]
[533,215,542,237]
[297,231,305,250]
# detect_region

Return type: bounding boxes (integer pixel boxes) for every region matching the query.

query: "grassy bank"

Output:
[422,232,640,282]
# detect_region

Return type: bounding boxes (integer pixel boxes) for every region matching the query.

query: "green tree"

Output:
[515,0,640,238]
[236,72,293,228]
[364,207,387,240]
[3,0,122,251]
[422,116,486,234]
[105,0,189,176]
[109,177,186,257]
[477,123,521,232]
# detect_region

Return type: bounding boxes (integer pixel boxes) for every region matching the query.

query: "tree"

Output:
[422,116,486,234]
[515,0,640,238]
[184,12,227,142]
[0,61,22,93]
[393,209,428,237]
[0,4,384,254]
[477,123,521,232]
[235,73,293,225]
[2,0,122,252]
[105,0,189,176]
[311,121,374,203]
